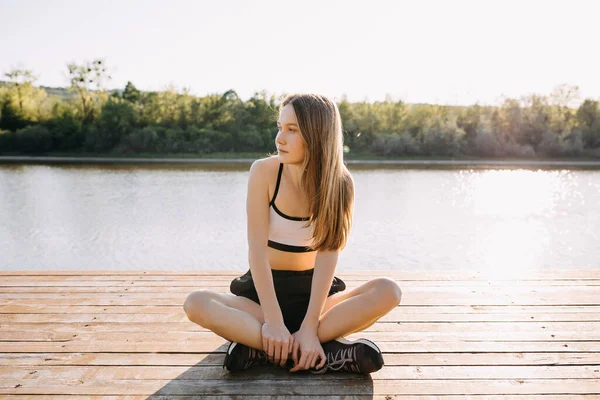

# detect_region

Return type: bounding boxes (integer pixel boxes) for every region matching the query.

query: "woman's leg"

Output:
[183,290,265,350]
[316,277,402,343]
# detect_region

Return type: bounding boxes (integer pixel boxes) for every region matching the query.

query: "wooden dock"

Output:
[1,270,600,399]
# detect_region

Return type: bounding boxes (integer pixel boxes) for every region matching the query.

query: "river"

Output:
[1,162,599,273]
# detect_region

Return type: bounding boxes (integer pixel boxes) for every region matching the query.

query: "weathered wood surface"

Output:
[1,270,599,398]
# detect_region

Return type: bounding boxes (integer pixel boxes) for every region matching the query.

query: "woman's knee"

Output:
[372,277,402,308]
[183,289,217,325]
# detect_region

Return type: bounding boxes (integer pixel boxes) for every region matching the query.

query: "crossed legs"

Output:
[183,277,402,349]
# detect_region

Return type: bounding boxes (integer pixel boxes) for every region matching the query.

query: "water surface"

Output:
[1,164,598,273]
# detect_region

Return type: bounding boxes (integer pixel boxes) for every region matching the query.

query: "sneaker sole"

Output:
[334,337,382,354]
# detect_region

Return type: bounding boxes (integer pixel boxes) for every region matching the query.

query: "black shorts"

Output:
[230,268,346,333]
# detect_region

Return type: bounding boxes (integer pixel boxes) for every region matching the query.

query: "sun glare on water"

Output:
[456,169,574,279]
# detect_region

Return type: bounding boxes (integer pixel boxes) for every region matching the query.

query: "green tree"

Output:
[66,58,112,124]
[14,125,53,154]
[420,114,466,156]
[576,99,600,148]
[122,81,141,103]
[96,98,137,151]
[0,100,28,132]
[3,68,38,113]
[44,102,83,150]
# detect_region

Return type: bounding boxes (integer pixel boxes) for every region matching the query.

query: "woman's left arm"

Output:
[289,250,338,372]
[302,250,338,331]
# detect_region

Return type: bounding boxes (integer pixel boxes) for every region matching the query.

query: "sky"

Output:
[1,0,598,106]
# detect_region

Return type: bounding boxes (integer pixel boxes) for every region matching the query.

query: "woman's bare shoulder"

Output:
[249,155,280,176]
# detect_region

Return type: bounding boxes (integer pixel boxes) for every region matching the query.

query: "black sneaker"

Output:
[223,342,269,372]
[311,337,384,374]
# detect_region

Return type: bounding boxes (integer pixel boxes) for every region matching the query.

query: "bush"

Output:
[82,125,103,152]
[371,132,420,156]
[13,125,53,153]
[44,105,82,150]
[501,139,536,158]
[238,125,264,152]
[420,115,466,156]
[0,101,29,132]
[97,98,138,150]
[116,127,159,153]
[537,129,584,157]
[190,128,233,153]
[474,116,500,157]
[0,129,17,152]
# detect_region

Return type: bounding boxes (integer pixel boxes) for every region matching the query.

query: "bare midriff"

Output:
[267,247,317,271]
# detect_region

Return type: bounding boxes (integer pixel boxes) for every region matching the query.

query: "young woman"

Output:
[183,93,402,374]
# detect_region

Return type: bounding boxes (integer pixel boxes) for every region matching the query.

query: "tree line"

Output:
[1,59,599,158]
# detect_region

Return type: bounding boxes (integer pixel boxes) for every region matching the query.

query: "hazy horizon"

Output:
[2,0,599,107]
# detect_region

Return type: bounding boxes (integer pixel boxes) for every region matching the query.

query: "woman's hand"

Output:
[261,322,293,367]
[289,328,326,372]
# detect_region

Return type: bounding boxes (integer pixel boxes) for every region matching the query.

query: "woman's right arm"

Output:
[246,159,293,365]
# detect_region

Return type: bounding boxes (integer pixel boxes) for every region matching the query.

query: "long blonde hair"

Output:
[280,93,354,251]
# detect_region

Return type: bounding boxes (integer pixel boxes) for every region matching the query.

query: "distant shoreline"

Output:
[2,155,600,168]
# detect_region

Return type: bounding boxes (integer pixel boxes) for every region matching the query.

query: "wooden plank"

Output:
[4,304,600,314]
[2,298,600,307]
[2,277,600,292]
[2,378,600,395]
[4,304,600,316]
[2,269,599,279]
[2,340,600,353]
[1,287,587,297]
[2,291,599,306]
[2,352,600,367]
[2,365,600,380]
[3,274,598,284]
[7,284,600,295]
[3,311,600,323]
[0,396,597,400]
[2,275,600,286]
[4,284,600,297]
[2,284,599,302]
[2,330,600,342]
[2,285,599,297]
[378,313,600,322]
[3,279,600,287]
[0,314,187,323]
[2,292,599,306]
[3,321,600,334]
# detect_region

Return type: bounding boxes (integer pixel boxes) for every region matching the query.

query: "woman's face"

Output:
[276,103,306,165]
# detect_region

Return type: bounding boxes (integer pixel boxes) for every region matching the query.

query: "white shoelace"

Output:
[311,345,360,374]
